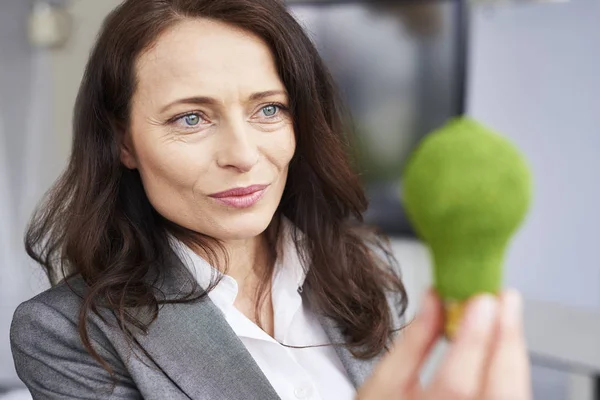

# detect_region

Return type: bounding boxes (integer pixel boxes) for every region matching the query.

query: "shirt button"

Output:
[293,385,313,399]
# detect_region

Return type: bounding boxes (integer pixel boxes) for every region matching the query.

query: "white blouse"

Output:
[171,220,357,400]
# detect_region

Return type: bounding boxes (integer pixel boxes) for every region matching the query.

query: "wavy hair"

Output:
[25,0,408,380]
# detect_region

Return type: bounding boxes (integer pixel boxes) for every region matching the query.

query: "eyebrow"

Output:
[159,90,288,113]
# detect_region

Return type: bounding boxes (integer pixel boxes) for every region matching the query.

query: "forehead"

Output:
[135,18,283,99]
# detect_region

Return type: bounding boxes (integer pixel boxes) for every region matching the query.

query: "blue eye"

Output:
[183,114,201,126]
[262,105,279,117]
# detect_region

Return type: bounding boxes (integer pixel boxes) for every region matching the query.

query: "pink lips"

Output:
[208,184,269,209]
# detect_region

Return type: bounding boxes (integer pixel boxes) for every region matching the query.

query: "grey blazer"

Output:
[10,256,401,400]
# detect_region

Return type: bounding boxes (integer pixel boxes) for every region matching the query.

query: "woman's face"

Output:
[121,19,295,241]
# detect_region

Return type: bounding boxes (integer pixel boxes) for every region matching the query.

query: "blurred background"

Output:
[1,0,599,399]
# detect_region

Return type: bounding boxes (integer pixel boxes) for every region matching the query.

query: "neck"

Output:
[222,234,272,290]
[225,233,276,335]
[186,230,274,298]
[183,223,279,335]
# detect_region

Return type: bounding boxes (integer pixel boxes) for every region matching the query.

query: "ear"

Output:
[119,130,138,170]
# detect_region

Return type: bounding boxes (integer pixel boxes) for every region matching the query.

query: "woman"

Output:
[10,0,531,399]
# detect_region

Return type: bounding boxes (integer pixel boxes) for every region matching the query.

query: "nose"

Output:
[216,120,259,172]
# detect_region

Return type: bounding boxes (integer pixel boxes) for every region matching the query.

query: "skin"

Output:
[120,19,296,335]
[119,17,531,399]
[358,289,532,400]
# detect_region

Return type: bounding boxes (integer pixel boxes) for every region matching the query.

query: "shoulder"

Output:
[11,274,88,333]
[10,275,100,371]
[10,276,140,398]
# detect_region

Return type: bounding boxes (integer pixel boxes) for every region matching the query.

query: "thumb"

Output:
[482,289,531,400]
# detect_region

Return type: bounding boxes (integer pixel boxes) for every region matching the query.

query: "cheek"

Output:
[130,132,214,220]
[133,141,216,230]
[136,140,204,187]
[267,127,296,171]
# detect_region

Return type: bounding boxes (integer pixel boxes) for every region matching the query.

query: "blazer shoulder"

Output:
[10,276,141,399]
[14,274,88,321]
[11,275,92,352]
[10,274,103,368]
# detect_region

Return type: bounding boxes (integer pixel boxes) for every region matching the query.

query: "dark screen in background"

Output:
[288,0,466,236]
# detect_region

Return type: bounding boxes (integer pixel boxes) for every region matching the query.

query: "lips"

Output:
[209,184,269,198]
[208,184,270,209]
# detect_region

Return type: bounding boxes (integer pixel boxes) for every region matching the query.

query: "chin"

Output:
[212,210,276,241]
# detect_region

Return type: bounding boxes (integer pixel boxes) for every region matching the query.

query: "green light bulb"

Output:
[402,117,532,335]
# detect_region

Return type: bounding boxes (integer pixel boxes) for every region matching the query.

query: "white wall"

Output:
[468,0,600,309]
[0,0,57,388]
[51,0,123,156]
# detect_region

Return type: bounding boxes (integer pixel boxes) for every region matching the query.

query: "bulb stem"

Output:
[431,237,506,301]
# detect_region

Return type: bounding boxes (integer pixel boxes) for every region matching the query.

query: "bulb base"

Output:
[443,299,468,340]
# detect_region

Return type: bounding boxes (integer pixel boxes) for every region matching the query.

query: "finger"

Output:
[373,289,443,393]
[428,294,499,400]
[482,289,532,400]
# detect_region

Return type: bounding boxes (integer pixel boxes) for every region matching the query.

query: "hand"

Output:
[356,289,531,400]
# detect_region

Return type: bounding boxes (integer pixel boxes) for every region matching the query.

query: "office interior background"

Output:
[1,0,599,399]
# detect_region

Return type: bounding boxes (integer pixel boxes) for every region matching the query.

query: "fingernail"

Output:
[503,289,522,327]
[465,294,498,331]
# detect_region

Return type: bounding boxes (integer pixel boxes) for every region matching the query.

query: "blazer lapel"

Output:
[310,284,406,390]
[130,258,280,400]
[310,262,406,390]
[314,310,383,390]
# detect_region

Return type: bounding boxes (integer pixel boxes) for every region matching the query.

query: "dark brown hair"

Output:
[26,0,407,382]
